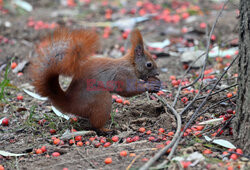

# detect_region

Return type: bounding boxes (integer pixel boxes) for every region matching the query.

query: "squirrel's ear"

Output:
[130,29,144,58]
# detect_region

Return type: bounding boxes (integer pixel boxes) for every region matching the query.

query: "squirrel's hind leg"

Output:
[89,92,112,129]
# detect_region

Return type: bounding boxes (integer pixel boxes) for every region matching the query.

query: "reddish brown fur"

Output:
[30,28,160,129]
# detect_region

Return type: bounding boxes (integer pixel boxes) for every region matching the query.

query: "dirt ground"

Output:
[0,0,248,170]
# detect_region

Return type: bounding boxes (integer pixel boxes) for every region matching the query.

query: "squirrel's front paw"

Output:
[146,77,161,93]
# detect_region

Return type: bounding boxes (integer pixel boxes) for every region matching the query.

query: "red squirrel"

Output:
[30,28,160,129]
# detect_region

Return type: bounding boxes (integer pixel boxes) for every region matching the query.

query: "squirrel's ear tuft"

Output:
[130,29,144,59]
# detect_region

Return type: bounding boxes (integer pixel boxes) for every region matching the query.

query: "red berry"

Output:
[1,118,9,126]
[170,75,176,80]
[129,153,136,157]
[132,136,140,142]
[35,149,43,154]
[51,136,57,140]
[139,127,146,133]
[157,91,165,96]
[17,95,23,100]
[75,136,82,141]
[181,97,188,104]
[194,131,202,137]
[70,117,78,122]
[227,109,233,114]
[120,150,128,157]
[104,157,112,164]
[225,55,231,59]
[103,142,111,147]
[165,140,171,145]
[217,128,224,135]
[53,138,60,145]
[126,137,133,143]
[183,132,188,137]
[230,153,238,160]
[122,32,128,39]
[100,138,106,144]
[148,136,155,142]
[172,80,179,86]
[112,95,118,100]
[236,148,243,154]
[94,142,101,148]
[181,161,191,168]
[69,139,75,145]
[200,22,207,29]
[195,126,204,131]
[119,46,125,53]
[49,129,56,134]
[168,131,174,136]
[223,151,229,155]
[11,62,17,69]
[203,149,212,154]
[182,27,188,33]
[211,34,216,41]
[182,12,189,19]
[146,130,151,135]
[41,146,46,153]
[77,141,83,146]
[183,64,189,70]
[227,93,233,98]
[71,128,77,132]
[89,137,95,141]
[123,100,130,105]
[52,152,60,157]
[112,136,119,142]
[158,128,165,133]
[211,132,217,137]
[17,72,23,76]
[116,98,123,103]
[38,119,46,125]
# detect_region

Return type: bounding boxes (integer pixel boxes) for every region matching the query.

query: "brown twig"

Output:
[183,54,238,132]
[126,153,144,170]
[215,115,235,137]
[164,0,230,161]
[139,94,182,170]
[194,95,236,120]
[172,52,205,107]
[172,2,236,108]
[168,54,238,162]
[195,83,238,100]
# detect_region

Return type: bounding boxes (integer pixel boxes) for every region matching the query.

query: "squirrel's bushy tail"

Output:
[30,28,99,100]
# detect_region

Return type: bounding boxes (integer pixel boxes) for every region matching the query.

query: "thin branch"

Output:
[195,83,238,100]
[172,1,234,108]
[172,52,205,107]
[194,95,236,120]
[126,153,144,170]
[139,94,182,170]
[215,115,235,137]
[184,54,238,132]
[167,0,230,159]
[168,54,238,161]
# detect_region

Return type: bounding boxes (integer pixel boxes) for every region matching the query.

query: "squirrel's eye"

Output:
[146,61,153,69]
